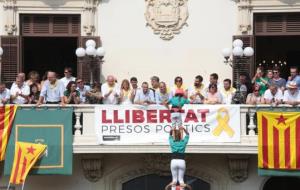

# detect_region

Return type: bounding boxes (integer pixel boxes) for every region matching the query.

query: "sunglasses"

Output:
[176,80,182,82]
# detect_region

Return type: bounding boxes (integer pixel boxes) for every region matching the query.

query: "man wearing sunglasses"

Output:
[76,79,91,104]
[271,67,286,91]
[60,67,76,89]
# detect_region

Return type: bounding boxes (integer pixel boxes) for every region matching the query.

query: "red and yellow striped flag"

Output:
[258,111,300,169]
[0,105,17,160]
[9,142,47,185]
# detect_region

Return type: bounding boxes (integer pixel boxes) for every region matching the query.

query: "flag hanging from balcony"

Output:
[257,111,300,176]
[4,107,73,175]
[9,141,47,185]
[0,105,18,161]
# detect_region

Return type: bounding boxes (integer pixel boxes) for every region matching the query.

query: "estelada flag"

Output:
[0,105,17,161]
[9,141,47,185]
[258,111,300,170]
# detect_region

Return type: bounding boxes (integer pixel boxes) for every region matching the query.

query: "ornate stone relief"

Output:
[143,154,203,178]
[143,154,171,176]
[81,155,103,182]
[3,0,17,35]
[236,0,252,34]
[227,155,249,183]
[83,0,100,36]
[145,0,189,40]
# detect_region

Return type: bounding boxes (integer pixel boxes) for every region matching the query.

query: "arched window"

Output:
[122,174,210,190]
[263,177,300,190]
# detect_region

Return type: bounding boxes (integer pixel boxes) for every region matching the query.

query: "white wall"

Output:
[0,3,4,37]
[98,0,238,86]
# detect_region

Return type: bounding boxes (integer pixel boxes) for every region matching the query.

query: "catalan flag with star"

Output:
[0,105,17,161]
[258,111,300,172]
[9,141,47,185]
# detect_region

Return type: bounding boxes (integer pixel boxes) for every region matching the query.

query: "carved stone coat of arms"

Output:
[145,0,189,40]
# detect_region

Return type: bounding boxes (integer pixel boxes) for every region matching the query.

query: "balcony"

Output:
[21,104,298,154]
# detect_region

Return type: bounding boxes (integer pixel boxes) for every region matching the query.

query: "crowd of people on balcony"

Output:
[0,65,300,106]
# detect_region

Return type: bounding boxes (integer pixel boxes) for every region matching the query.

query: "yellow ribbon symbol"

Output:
[213,107,234,137]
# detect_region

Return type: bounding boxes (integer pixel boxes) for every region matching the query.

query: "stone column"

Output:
[83,0,99,36]
[237,0,252,34]
[3,0,17,35]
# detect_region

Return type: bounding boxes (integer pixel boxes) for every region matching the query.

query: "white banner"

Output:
[95,104,241,144]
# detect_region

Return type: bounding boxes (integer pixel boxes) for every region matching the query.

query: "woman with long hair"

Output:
[119,79,133,105]
[28,83,40,104]
[63,81,80,104]
[169,127,189,190]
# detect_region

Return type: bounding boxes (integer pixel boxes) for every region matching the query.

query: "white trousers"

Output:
[170,159,186,190]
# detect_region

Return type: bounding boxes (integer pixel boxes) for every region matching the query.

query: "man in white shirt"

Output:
[76,79,91,103]
[10,77,30,104]
[37,71,65,106]
[60,67,76,88]
[0,83,10,104]
[101,75,120,105]
[263,84,283,105]
[283,81,300,106]
[220,79,236,104]
[10,72,26,89]
[134,82,155,105]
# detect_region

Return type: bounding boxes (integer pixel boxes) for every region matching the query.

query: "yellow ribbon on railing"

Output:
[213,107,234,137]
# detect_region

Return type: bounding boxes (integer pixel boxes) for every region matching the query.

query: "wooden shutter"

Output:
[232,35,254,86]
[254,13,300,35]
[78,36,102,84]
[21,15,80,36]
[0,36,20,83]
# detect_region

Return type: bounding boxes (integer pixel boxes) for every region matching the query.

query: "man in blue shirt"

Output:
[286,67,300,90]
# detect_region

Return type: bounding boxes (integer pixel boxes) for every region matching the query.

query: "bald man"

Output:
[37,71,65,106]
[101,75,120,104]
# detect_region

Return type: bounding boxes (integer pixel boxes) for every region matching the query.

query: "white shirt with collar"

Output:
[264,89,283,102]
[283,89,300,102]
[220,87,236,104]
[134,89,155,104]
[60,76,76,88]
[10,83,30,104]
[0,88,10,103]
[101,83,120,105]
[40,80,65,102]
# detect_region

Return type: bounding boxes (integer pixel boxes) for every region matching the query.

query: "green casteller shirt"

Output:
[168,96,189,107]
[169,135,189,153]
[255,78,269,96]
